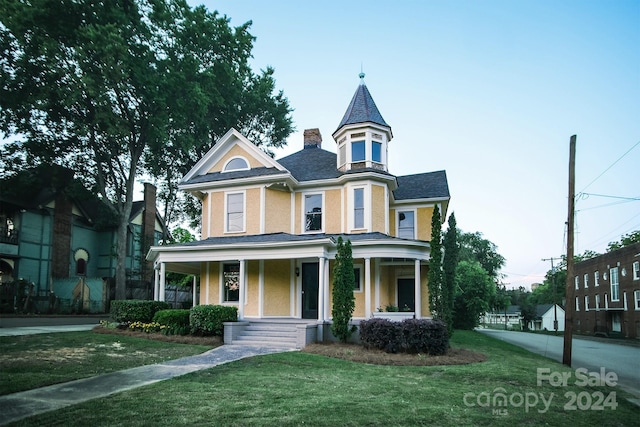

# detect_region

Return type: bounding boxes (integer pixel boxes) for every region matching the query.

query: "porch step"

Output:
[231,322,299,348]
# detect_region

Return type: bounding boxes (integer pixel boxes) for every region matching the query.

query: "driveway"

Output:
[478,329,640,399]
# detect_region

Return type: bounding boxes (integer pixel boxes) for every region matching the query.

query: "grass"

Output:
[5,330,638,426]
[0,330,215,395]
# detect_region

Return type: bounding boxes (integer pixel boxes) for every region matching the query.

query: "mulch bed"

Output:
[93,327,486,366]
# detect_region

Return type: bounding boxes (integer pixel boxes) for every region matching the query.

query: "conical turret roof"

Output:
[336,76,389,132]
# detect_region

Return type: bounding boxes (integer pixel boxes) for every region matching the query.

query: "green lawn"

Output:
[0,331,211,395]
[6,330,638,426]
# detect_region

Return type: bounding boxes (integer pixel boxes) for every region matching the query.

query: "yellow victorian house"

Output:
[147,75,450,347]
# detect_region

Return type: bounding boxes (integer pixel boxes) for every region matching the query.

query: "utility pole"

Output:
[542,257,562,334]
[563,135,576,367]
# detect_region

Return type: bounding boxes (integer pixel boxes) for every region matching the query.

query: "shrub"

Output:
[359,318,403,353]
[110,300,170,323]
[153,309,191,335]
[359,318,449,355]
[401,318,449,355]
[190,305,238,336]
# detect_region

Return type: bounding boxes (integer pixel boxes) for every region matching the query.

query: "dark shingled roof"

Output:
[534,304,556,318]
[278,148,342,181]
[161,232,415,249]
[181,167,285,185]
[336,83,389,131]
[393,170,450,200]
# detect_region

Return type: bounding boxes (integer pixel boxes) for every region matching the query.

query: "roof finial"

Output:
[359,63,365,83]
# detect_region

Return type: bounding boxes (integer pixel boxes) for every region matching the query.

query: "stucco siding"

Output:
[245,260,259,316]
[371,184,386,233]
[207,191,224,237]
[245,188,261,235]
[417,206,434,241]
[324,189,342,234]
[264,189,291,234]
[389,209,396,237]
[264,259,292,316]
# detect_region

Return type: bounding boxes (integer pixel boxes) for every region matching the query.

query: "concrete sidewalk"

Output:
[0,333,296,425]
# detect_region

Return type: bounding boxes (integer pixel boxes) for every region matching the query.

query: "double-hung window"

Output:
[574,276,579,290]
[226,192,244,233]
[353,266,363,292]
[594,271,599,287]
[397,211,415,239]
[353,188,364,229]
[634,290,640,310]
[584,274,588,288]
[610,267,619,301]
[305,194,323,232]
[633,261,640,281]
[372,142,382,163]
[595,294,600,310]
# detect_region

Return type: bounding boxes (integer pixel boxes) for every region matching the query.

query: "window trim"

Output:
[372,141,382,163]
[224,191,245,233]
[584,273,588,288]
[574,275,579,290]
[351,140,366,162]
[584,295,589,311]
[353,264,363,293]
[222,156,250,173]
[303,192,324,233]
[594,270,599,287]
[575,296,580,311]
[633,261,640,281]
[221,262,240,303]
[353,187,365,230]
[397,210,416,239]
[634,290,640,310]
[595,294,600,310]
[610,267,620,302]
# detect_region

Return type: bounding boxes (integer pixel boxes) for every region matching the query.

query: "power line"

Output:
[578,139,640,194]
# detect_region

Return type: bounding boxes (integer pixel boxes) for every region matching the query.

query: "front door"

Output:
[302,262,319,319]
[397,278,415,312]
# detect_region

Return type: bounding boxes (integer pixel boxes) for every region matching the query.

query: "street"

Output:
[478,329,640,399]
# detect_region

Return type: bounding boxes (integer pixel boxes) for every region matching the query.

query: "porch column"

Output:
[192,275,197,307]
[364,257,372,318]
[159,262,166,302]
[414,259,421,318]
[324,258,331,320]
[374,258,380,312]
[318,257,326,322]
[238,259,246,320]
[153,265,159,301]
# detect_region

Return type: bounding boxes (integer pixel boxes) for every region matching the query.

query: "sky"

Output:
[191,0,640,289]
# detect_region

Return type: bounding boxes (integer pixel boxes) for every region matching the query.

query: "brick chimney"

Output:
[142,183,157,283]
[303,128,322,149]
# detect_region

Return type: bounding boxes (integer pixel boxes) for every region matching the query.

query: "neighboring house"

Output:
[0,166,166,313]
[147,75,450,345]
[528,304,565,332]
[482,305,522,329]
[573,242,640,339]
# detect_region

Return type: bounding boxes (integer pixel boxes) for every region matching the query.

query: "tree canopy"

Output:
[453,260,495,329]
[458,231,505,282]
[0,0,293,298]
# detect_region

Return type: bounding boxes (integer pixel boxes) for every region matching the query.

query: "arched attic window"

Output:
[223,157,249,172]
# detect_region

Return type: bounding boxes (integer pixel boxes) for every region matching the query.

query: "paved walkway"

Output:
[0,326,295,426]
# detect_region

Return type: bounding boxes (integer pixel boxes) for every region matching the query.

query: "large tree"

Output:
[427,205,443,319]
[0,0,293,299]
[453,260,495,329]
[458,231,505,283]
[441,212,458,336]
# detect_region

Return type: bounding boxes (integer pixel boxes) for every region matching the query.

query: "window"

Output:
[352,141,365,161]
[634,290,640,310]
[339,144,346,167]
[353,266,362,292]
[397,211,415,239]
[595,294,600,310]
[634,261,640,280]
[223,263,240,302]
[226,193,244,232]
[575,275,579,290]
[575,296,580,311]
[223,157,249,172]
[372,142,382,163]
[353,188,364,229]
[584,273,588,288]
[610,267,619,301]
[305,194,323,232]
[585,295,589,311]
[594,271,599,287]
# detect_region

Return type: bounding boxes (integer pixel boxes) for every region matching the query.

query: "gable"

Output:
[181,128,286,185]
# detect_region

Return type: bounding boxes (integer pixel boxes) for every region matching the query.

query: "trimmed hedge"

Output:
[359,318,449,355]
[110,300,170,323]
[190,305,238,336]
[153,309,191,335]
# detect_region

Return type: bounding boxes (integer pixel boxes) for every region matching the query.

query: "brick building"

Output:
[573,242,640,339]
